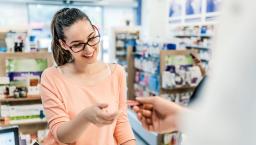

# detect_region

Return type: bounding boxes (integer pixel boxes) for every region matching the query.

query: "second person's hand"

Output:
[133,97,183,134]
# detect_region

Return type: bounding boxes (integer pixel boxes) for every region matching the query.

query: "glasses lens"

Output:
[71,43,85,52]
[88,36,100,46]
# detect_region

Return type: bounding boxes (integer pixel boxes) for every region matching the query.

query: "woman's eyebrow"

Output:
[87,31,95,38]
[70,31,95,44]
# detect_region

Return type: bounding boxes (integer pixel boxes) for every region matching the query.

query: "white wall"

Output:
[103,7,136,63]
[0,3,28,32]
[103,7,135,29]
[141,0,170,41]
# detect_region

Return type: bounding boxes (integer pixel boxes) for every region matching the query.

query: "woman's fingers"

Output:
[97,109,118,121]
[102,119,115,124]
[94,113,116,126]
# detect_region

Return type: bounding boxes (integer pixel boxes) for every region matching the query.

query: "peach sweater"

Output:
[40,64,135,145]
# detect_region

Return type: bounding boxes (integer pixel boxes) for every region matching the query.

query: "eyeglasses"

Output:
[63,25,100,53]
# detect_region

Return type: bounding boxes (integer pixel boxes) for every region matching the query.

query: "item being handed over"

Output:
[131,97,183,134]
[83,103,118,127]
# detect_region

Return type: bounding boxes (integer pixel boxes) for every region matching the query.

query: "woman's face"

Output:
[61,19,100,64]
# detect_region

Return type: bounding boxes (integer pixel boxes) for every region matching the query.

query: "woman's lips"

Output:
[82,51,94,58]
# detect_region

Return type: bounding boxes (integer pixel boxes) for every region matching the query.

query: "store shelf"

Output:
[186,45,210,51]
[134,52,160,58]
[0,52,53,76]
[135,67,157,75]
[184,14,202,20]
[201,59,209,62]
[116,54,127,57]
[0,96,41,103]
[161,86,196,91]
[0,119,47,126]
[133,52,144,55]
[206,12,220,18]
[134,83,159,96]
[174,34,212,38]
[169,17,182,21]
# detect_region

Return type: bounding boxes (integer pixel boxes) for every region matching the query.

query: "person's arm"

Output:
[197,62,206,77]
[114,65,136,145]
[191,52,206,77]
[56,103,116,144]
[55,109,90,143]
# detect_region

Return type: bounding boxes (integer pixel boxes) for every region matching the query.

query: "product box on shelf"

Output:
[0,104,46,124]
[3,58,48,98]
[133,41,164,98]
[171,24,215,71]
[0,77,10,99]
[114,28,140,67]
[161,54,202,89]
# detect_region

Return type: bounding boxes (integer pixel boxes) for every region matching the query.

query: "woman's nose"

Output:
[83,45,94,53]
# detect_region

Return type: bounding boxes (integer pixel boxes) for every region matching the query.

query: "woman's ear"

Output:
[59,39,69,51]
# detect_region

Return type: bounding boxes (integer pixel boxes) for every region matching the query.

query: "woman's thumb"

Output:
[97,103,108,109]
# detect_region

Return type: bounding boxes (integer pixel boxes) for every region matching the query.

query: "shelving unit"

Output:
[133,48,199,99]
[161,86,196,92]
[0,96,47,135]
[0,52,53,76]
[0,96,41,103]
[174,34,212,38]
[0,52,53,144]
[112,27,139,69]
[159,50,199,92]
[0,118,47,127]
[133,53,160,98]
[111,27,140,99]
[170,24,215,70]
[129,40,201,144]
[186,45,210,51]
[159,50,202,145]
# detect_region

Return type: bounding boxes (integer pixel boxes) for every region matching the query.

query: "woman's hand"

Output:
[56,103,118,144]
[83,103,118,127]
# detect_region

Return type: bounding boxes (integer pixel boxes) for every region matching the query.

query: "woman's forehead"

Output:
[64,20,94,42]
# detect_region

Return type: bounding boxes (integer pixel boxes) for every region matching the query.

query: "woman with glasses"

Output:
[40,8,136,145]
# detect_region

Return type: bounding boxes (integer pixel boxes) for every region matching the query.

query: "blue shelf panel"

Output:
[128,109,158,145]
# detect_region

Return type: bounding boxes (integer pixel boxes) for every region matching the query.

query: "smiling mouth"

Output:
[82,51,94,58]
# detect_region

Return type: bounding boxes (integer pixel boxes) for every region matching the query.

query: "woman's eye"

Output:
[73,44,83,48]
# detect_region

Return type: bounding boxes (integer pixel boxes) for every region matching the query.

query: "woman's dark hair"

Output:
[51,8,92,66]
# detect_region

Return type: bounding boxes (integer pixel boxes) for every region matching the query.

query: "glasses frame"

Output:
[63,25,100,53]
